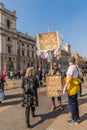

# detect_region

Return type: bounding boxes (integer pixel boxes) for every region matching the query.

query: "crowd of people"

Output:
[0,56,85,127]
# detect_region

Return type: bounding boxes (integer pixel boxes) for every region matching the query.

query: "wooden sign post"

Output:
[46,75,62,98]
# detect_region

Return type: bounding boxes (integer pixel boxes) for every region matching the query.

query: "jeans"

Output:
[68,94,79,121]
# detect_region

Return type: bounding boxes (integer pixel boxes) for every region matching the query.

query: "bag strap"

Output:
[75,66,79,78]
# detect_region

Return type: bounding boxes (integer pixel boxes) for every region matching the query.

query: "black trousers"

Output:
[68,94,79,121]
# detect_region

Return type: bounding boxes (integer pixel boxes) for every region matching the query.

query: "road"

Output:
[0,79,87,130]
[0,79,66,130]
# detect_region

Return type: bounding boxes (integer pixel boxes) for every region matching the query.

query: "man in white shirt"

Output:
[63,56,83,125]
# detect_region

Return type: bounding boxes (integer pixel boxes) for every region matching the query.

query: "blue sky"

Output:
[1,0,87,57]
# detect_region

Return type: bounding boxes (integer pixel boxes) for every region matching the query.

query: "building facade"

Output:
[0,3,39,73]
[0,3,72,73]
[59,42,71,69]
[71,51,85,67]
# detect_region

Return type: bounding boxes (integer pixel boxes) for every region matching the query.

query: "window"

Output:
[7,37,11,41]
[7,19,10,29]
[23,59,25,63]
[32,51,34,58]
[27,51,29,57]
[22,50,24,56]
[17,49,20,56]
[22,43,24,46]
[27,44,29,47]
[9,57,11,61]
[8,46,11,54]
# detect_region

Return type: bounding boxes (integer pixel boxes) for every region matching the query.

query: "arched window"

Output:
[8,46,11,54]
[22,50,25,56]
[27,50,29,57]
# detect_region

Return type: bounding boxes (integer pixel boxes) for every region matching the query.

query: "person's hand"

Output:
[63,87,66,95]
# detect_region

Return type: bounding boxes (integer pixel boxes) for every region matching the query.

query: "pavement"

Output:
[46,81,87,130]
[0,79,87,130]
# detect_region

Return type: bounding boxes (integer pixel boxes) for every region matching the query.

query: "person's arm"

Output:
[63,74,73,95]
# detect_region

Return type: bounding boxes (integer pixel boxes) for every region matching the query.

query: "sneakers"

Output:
[77,118,81,122]
[67,119,79,125]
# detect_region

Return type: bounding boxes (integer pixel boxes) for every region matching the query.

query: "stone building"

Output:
[0,3,38,73]
[59,43,71,69]
[0,2,72,73]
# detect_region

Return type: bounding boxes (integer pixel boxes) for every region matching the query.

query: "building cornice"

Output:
[0,7,17,20]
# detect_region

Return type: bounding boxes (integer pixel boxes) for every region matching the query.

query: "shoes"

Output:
[67,119,79,125]
[51,106,55,111]
[77,118,81,122]
[69,116,81,122]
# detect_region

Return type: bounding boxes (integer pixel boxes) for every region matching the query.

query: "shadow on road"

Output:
[81,93,87,97]
[5,93,22,100]
[80,113,87,122]
[30,104,68,128]
[30,95,87,128]
[2,100,22,106]
[2,93,22,106]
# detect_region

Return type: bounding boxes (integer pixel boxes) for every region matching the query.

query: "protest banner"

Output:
[46,75,62,97]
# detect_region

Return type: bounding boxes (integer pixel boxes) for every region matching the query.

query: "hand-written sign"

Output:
[39,32,59,51]
[46,75,62,98]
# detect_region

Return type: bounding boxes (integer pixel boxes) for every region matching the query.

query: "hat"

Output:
[68,56,75,63]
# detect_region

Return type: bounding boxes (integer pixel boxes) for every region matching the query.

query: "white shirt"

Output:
[67,64,82,78]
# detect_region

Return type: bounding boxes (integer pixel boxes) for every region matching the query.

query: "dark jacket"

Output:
[38,70,42,80]
[0,75,4,91]
[21,75,39,93]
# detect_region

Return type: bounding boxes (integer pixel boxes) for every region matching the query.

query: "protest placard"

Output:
[38,32,59,51]
[46,75,62,97]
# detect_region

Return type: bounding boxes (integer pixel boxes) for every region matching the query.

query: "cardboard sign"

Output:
[46,75,62,97]
[39,32,59,51]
